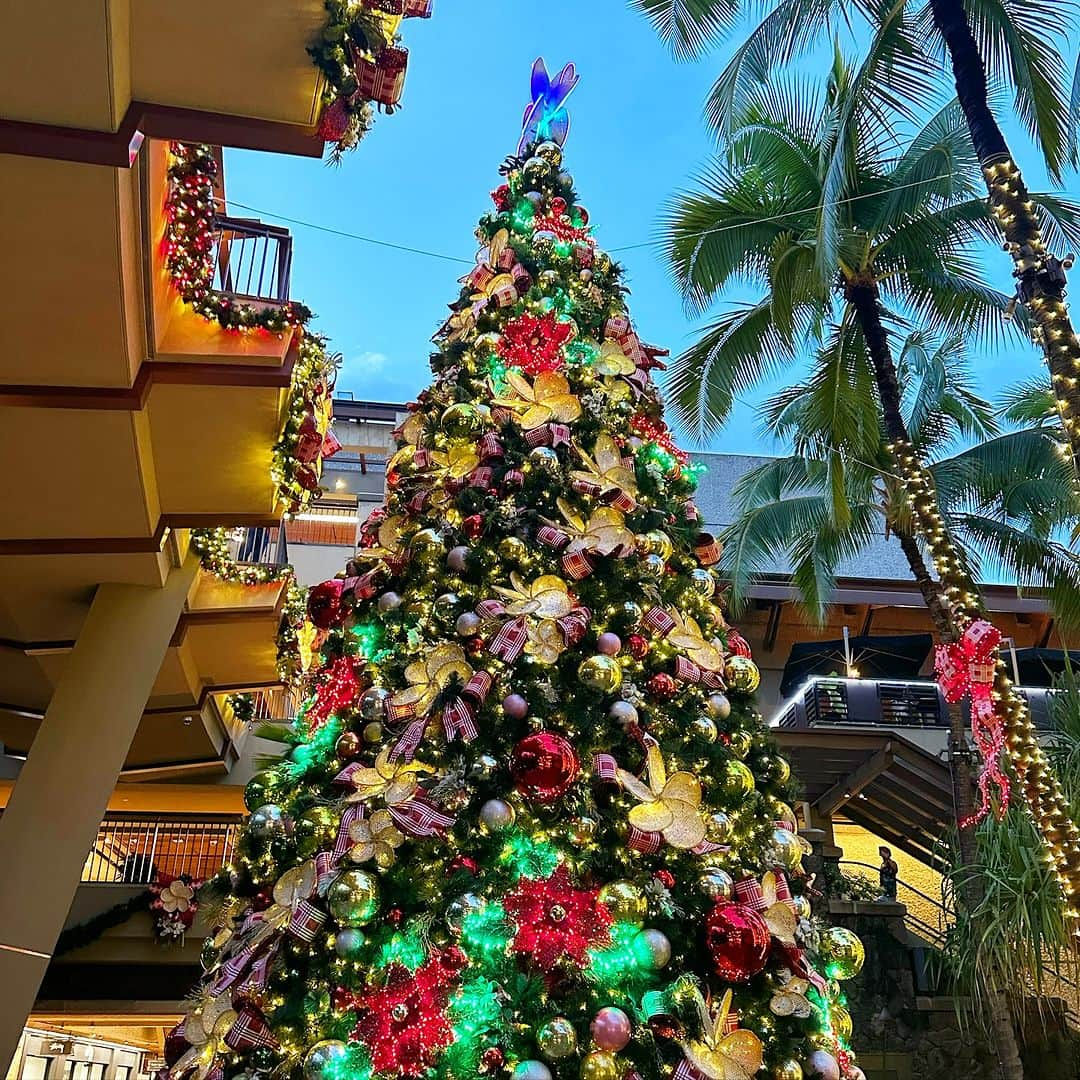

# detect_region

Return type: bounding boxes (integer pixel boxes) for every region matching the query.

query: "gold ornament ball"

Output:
[537,1017,577,1060]
[440,402,483,438]
[639,530,674,560]
[640,553,667,579]
[327,869,379,926]
[727,730,752,760]
[568,816,598,844]
[821,926,865,979]
[578,654,623,694]
[363,721,384,744]
[722,760,756,800]
[598,880,648,925]
[580,1051,619,1080]
[690,715,719,743]
[774,1060,803,1080]
[410,528,446,565]
[688,568,716,597]
[774,756,792,784]
[806,1033,836,1053]
[830,1004,853,1043]
[793,894,813,920]
[706,810,734,843]
[771,800,798,831]
[697,867,735,901]
[824,979,842,1002]
[769,827,804,873]
[724,655,761,692]
[535,141,564,167]
[499,536,528,562]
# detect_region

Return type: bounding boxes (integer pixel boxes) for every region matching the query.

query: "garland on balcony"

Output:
[190,527,293,585]
[276,580,311,683]
[164,143,312,333]
[54,890,153,957]
[272,334,342,513]
[310,0,433,162]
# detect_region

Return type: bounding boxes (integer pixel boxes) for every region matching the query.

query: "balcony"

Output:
[0,0,328,164]
[83,812,243,885]
[211,216,294,305]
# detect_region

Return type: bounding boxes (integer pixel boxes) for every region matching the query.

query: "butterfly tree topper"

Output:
[518,58,580,156]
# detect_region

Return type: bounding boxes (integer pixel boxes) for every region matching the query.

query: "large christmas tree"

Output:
[170,61,866,1080]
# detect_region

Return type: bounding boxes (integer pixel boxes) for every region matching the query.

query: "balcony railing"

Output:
[212,215,294,304]
[249,686,303,723]
[227,525,290,569]
[82,813,243,885]
[773,676,1054,731]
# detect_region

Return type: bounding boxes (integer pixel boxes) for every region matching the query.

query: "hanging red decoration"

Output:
[510,731,580,803]
[647,672,678,701]
[935,618,1010,826]
[306,655,364,730]
[503,865,612,971]
[347,949,464,1076]
[496,311,574,376]
[704,903,771,982]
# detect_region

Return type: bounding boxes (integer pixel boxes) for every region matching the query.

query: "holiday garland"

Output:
[190,528,293,586]
[165,144,311,333]
[164,144,341,513]
[310,0,434,162]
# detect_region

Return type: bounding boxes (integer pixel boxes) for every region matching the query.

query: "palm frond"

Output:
[1000,378,1057,425]
[630,0,739,60]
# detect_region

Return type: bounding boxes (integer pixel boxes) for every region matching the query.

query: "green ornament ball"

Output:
[294,806,337,857]
[441,401,483,438]
[243,770,281,812]
[327,869,379,926]
[821,926,865,979]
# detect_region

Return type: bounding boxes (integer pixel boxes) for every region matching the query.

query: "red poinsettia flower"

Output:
[350,950,464,1076]
[307,578,345,629]
[497,312,574,376]
[503,865,612,971]
[491,184,511,211]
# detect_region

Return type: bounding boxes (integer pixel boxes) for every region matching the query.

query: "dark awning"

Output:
[1010,648,1080,687]
[780,634,934,698]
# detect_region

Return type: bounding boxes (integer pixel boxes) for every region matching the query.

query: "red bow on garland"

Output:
[935,619,1010,825]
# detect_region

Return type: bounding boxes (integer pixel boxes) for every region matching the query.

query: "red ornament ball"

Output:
[627,634,649,660]
[510,732,580,803]
[462,514,485,540]
[492,184,511,211]
[726,630,753,658]
[480,1047,505,1073]
[647,672,678,700]
[307,578,345,629]
[654,869,676,889]
[550,196,568,217]
[704,903,771,982]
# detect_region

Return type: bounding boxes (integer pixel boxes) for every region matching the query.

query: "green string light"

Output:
[352,621,390,662]
[461,903,512,963]
[499,831,559,880]
[373,928,427,971]
[587,922,656,991]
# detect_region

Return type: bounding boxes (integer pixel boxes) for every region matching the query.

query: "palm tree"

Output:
[662,57,1080,1076]
[633,0,1080,472]
[724,330,1080,629]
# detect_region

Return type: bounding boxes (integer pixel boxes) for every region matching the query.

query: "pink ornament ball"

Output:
[502,694,529,719]
[805,1051,840,1080]
[591,1007,631,1052]
[597,632,622,656]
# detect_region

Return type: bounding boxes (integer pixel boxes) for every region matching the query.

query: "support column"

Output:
[0,558,197,1071]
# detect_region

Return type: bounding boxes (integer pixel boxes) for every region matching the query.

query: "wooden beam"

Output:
[764,600,784,652]
[815,742,894,816]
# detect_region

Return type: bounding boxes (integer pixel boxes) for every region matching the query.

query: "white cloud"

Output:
[345,350,388,374]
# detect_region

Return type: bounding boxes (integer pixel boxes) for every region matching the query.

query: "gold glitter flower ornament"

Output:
[679,987,764,1080]
[618,743,707,849]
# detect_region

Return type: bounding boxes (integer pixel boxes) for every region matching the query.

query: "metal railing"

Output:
[227,525,289,569]
[774,676,1054,730]
[249,686,302,723]
[82,813,243,885]
[212,215,293,303]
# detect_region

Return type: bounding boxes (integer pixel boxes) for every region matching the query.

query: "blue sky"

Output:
[223,0,1059,453]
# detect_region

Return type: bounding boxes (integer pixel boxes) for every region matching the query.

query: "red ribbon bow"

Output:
[935,619,1010,824]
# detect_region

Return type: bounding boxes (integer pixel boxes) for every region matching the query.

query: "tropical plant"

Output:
[723,330,1080,630]
[661,53,1080,1076]
[633,0,1080,475]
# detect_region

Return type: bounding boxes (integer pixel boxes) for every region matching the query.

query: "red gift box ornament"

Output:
[353,45,409,109]
[935,618,1010,825]
[317,96,352,142]
[403,0,433,15]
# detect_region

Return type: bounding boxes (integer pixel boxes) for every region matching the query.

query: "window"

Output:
[21,1056,51,1080]
[67,1063,106,1080]
[114,1066,132,1080]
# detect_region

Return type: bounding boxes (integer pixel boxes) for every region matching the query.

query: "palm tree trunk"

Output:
[847,276,1025,1080]
[929,0,1080,476]
[847,272,1080,931]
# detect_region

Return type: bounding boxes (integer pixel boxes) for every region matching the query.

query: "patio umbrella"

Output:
[779,633,934,698]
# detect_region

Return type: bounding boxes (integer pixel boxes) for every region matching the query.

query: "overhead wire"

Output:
[219,168,957,266]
